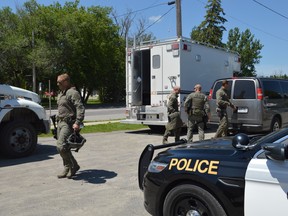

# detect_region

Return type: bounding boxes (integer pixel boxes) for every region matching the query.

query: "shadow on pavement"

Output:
[72,169,117,184]
[0,143,58,167]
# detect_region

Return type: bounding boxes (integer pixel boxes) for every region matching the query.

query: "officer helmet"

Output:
[232,133,250,148]
[66,132,86,149]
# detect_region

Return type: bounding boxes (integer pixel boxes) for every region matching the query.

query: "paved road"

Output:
[0,128,217,216]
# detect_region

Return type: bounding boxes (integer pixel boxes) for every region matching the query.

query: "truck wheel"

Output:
[271,117,281,132]
[0,121,37,158]
[163,184,227,216]
[148,125,165,133]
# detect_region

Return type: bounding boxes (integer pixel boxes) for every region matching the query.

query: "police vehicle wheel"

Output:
[163,184,227,216]
[0,121,37,158]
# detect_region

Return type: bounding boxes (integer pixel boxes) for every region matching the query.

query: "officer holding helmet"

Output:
[56,73,85,179]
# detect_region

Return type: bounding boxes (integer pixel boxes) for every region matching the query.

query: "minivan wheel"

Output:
[271,117,281,132]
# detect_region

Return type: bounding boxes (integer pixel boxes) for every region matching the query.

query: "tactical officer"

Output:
[184,84,209,142]
[163,86,183,144]
[56,73,85,179]
[214,80,236,138]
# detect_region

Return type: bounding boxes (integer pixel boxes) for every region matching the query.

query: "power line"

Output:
[138,6,175,36]
[116,1,175,17]
[252,0,288,20]
[195,0,288,43]
[226,14,288,43]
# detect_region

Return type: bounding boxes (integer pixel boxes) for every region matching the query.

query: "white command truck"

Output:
[0,84,50,158]
[121,37,241,130]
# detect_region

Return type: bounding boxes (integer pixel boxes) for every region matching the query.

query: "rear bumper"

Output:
[230,123,264,133]
[208,121,264,133]
[120,119,167,126]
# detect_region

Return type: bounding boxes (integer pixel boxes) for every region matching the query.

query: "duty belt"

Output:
[57,116,74,123]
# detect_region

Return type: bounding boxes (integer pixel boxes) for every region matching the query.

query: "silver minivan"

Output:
[208,77,288,133]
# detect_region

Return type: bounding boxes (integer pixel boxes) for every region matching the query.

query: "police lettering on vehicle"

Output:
[168,158,220,175]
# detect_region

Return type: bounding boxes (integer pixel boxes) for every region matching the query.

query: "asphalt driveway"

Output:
[0,128,216,216]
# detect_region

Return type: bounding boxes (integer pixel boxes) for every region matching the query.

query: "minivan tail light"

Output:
[208,89,213,100]
[257,88,263,100]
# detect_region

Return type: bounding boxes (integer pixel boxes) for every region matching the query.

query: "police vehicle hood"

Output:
[157,137,256,162]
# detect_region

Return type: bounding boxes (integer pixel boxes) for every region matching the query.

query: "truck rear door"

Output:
[150,46,164,105]
[131,49,151,106]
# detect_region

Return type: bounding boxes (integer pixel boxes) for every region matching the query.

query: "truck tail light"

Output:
[257,88,263,100]
[172,43,179,50]
[208,89,213,100]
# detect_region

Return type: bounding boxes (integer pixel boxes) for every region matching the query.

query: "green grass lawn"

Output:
[39,122,148,138]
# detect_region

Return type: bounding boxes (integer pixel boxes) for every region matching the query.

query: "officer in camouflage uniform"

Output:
[184,84,209,142]
[214,80,236,138]
[56,73,85,179]
[162,86,183,144]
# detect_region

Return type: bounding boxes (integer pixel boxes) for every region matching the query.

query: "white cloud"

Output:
[149,15,162,23]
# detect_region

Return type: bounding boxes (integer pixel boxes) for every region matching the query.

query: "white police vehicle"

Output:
[138,128,288,216]
[0,84,50,158]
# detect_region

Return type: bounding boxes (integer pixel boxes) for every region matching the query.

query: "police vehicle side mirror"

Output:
[262,143,288,161]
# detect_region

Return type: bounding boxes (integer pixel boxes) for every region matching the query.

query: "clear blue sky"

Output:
[1,0,288,77]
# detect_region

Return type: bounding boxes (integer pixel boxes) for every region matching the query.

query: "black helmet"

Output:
[232,133,249,149]
[66,132,86,151]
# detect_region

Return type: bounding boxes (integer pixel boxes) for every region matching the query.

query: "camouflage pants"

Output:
[214,110,228,138]
[56,120,78,170]
[187,115,204,142]
[163,127,182,143]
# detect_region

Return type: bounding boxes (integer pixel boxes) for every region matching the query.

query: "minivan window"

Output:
[233,80,256,99]
[212,80,232,99]
[262,80,282,99]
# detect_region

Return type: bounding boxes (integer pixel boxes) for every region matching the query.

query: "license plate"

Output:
[237,107,248,113]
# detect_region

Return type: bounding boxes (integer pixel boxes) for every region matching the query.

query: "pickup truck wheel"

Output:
[0,121,37,158]
[163,184,227,216]
[271,117,281,132]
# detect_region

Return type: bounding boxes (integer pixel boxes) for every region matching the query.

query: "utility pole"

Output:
[168,0,182,38]
[176,0,182,38]
[32,30,36,92]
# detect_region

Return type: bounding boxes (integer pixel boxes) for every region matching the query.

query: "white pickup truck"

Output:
[0,84,50,158]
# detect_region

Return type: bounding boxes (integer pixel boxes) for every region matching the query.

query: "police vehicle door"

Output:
[244,137,288,216]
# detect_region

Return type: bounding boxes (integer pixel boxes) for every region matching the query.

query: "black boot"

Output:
[66,164,80,179]
[57,167,69,178]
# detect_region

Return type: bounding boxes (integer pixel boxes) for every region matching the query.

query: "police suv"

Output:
[138,129,288,216]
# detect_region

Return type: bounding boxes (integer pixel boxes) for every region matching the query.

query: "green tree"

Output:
[112,10,155,46]
[0,7,31,87]
[226,27,264,76]
[190,0,227,47]
[17,0,124,103]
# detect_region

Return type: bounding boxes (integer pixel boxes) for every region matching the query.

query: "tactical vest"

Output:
[190,92,206,116]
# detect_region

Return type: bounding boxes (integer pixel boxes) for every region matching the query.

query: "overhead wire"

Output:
[195,0,288,43]
[252,0,288,21]
[138,6,175,36]
[114,1,176,36]
[115,1,174,18]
